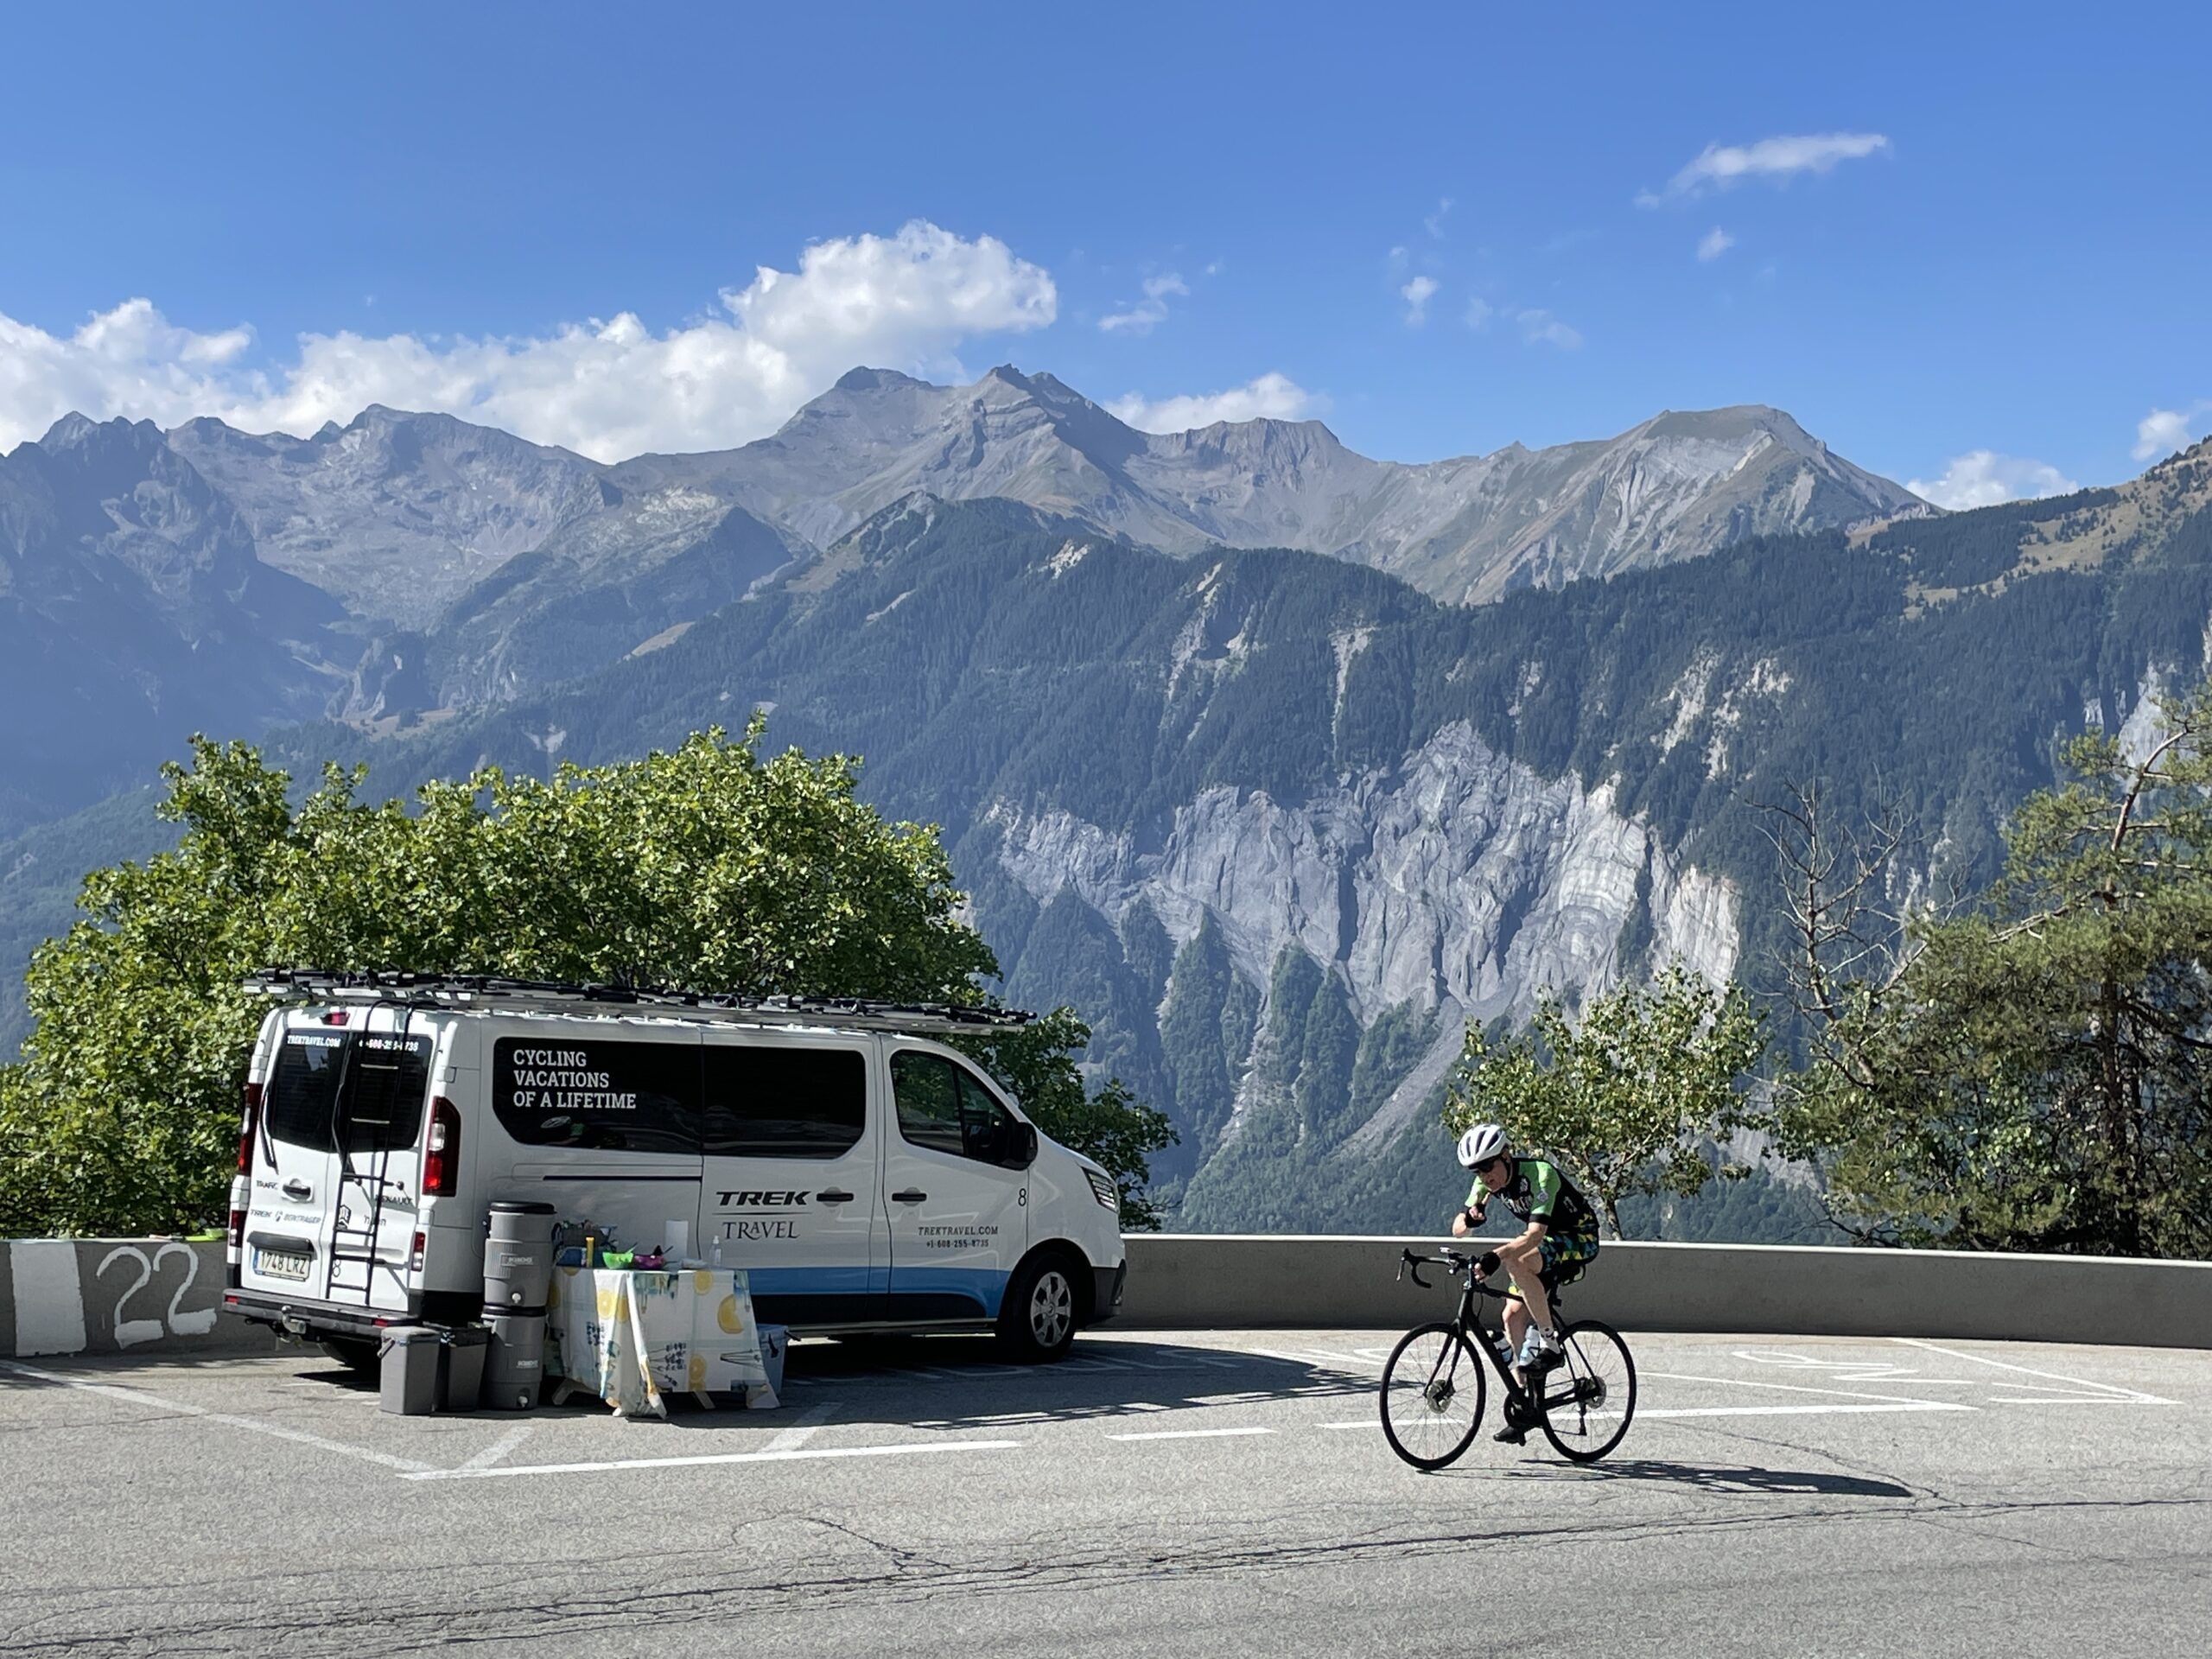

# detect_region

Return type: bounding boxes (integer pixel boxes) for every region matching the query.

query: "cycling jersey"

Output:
[1468,1156,1599,1243]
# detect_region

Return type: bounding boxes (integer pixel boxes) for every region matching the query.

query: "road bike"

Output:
[1380,1247,1637,1468]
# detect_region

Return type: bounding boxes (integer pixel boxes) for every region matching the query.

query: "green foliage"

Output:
[1443,966,1769,1237]
[1294,971,1360,1146]
[0,722,1173,1235]
[1348,1001,1440,1128]
[1779,683,2212,1256]
[1157,913,1246,1160]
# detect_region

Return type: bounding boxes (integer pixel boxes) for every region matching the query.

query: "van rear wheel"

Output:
[997,1252,1080,1363]
[317,1338,380,1376]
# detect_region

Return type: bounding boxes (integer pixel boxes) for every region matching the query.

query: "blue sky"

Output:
[2,1,2206,504]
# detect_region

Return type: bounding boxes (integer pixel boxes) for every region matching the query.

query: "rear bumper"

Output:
[1090,1262,1126,1325]
[224,1287,416,1341]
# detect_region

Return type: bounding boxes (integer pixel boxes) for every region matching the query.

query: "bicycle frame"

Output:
[1402,1249,1591,1422]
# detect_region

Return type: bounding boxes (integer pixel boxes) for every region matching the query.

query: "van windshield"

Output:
[264,1028,433,1155]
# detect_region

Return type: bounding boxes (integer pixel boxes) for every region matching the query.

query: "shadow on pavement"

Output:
[1499,1458,1915,1497]
[461,1333,1378,1430]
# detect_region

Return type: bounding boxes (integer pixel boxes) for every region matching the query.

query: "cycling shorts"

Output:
[1506,1230,1600,1299]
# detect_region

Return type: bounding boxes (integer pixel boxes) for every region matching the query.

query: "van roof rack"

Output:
[243,968,1034,1037]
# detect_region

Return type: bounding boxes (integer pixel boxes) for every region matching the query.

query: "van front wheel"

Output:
[998,1253,1080,1363]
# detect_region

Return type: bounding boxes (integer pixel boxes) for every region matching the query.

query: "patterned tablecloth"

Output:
[545,1267,781,1418]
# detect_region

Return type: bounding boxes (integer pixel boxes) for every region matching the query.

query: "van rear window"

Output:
[702,1045,866,1160]
[264,1030,432,1154]
[492,1038,700,1154]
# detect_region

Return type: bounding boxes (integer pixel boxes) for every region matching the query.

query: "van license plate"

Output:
[254,1249,311,1282]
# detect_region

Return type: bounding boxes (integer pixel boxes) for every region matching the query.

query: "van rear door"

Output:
[242,1009,433,1313]
[241,1017,346,1300]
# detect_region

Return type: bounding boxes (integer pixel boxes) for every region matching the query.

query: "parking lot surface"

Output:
[3,1328,2207,1657]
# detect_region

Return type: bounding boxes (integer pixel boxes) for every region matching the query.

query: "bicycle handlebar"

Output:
[1398,1247,1503,1292]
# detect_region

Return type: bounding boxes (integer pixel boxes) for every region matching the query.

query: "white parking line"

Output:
[405,1438,1025,1481]
[1105,1426,1274,1442]
[0,1359,437,1475]
[1643,1370,1969,1408]
[459,1427,535,1471]
[1890,1338,2178,1405]
[764,1402,836,1452]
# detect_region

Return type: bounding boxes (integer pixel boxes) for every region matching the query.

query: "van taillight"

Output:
[237,1082,263,1173]
[229,1208,246,1250]
[423,1096,461,1196]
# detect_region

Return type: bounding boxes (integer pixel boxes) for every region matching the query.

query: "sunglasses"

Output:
[1472,1155,1506,1174]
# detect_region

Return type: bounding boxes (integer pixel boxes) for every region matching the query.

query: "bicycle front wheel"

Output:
[1379,1322,1487,1470]
[1536,1318,1636,1463]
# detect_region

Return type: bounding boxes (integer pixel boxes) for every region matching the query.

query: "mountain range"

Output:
[23,368,2209,1236]
[2,367,1924,830]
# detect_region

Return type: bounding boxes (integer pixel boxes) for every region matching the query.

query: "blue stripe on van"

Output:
[888,1267,1012,1319]
[738,1266,881,1298]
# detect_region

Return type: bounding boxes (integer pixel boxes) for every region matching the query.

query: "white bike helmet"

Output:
[1456,1122,1510,1168]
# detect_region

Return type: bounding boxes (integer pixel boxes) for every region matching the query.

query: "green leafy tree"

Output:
[1441,965,1768,1237]
[1776,686,2212,1256]
[0,721,1171,1235]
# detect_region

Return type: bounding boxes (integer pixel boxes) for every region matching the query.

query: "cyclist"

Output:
[1449,1123,1600,1437]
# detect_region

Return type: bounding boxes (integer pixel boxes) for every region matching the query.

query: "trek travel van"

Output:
[223,975,1128,1365]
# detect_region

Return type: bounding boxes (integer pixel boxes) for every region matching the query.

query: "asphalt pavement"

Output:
[2,1327,2206,1657]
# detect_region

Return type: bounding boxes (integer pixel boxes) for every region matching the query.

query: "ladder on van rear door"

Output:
[323,1003,411,1309]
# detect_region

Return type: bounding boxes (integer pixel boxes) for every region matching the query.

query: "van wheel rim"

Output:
[1031,1271,1072,1346]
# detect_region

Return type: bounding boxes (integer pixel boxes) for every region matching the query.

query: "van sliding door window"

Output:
[264,1030,434,1154]
[891,1052,1027,1168]
[702,1046,867,1158]
[492,1038,701,1154]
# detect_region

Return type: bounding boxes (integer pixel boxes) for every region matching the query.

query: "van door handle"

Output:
[892,1188,927,1204]
[816,1189,855,1204]
[282,1179,312,1200]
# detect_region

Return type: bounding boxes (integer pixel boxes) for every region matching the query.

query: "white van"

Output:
[222,975,1128,1365]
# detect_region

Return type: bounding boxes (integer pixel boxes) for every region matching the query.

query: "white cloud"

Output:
[2133,404,2208,461]
[1401,275,1440,326]
[1106,372,1326,434]
[1464,296,1494,330]
[1906,449,2079,511]
[1424,197,1454,238]
[1697,226,1735,262]
[1098,271,1190,336]
[1516,308,1583,350]
[1640,131,1891,205]
[0,220,1057,460]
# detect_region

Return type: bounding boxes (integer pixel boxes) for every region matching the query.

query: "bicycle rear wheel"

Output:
[1535,1318,1635,1463]
[1379,1322,1487,1470]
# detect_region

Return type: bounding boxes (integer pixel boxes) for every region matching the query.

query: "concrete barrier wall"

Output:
[1118,1236,2212,1350]
[7,1235,2207,1358]
[3,1240,277,1360]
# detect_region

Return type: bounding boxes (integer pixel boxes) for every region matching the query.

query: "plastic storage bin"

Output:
[378,1326,441,1416]
[440,1325,489,1412]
